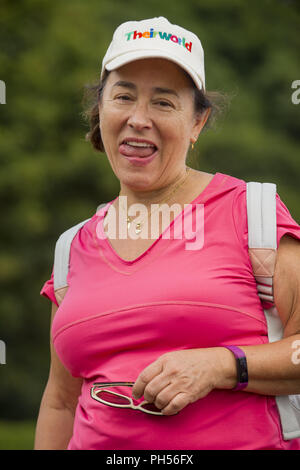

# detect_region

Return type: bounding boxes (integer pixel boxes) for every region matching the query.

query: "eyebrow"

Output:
[112,80,179,98]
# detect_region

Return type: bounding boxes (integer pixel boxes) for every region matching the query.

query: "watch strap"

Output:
[224,345,248,391]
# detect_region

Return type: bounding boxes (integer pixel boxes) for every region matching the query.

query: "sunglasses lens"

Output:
[96,390,131,405]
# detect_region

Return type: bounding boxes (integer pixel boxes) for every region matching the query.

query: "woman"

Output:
[35,17,300,450]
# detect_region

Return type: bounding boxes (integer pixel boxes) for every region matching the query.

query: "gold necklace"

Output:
[120,167,191,235]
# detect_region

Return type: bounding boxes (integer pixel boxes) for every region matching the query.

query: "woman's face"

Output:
[99,58,209,192]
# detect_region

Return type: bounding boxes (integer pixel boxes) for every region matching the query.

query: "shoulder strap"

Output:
[247,182,300,441]
[246,182,277,303]
[246,181,283,340]
[53,218,91,305]
[53,202,109,305]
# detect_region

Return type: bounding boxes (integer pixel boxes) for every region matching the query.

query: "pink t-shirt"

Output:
[40,172,300,450]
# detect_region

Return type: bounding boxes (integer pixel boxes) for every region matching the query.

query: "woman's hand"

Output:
[132,348,237,415]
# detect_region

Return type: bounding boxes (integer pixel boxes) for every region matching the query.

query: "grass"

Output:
[0,421,36,450]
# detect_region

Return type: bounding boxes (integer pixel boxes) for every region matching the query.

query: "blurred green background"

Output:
[0,0,299,450]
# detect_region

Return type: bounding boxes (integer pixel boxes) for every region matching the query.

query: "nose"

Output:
[127,101,152,131]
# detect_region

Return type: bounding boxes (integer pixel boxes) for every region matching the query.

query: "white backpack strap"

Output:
[246,182,277,302]
[246,182,300,440]
[246,182,281,340]
[53,218,91,305]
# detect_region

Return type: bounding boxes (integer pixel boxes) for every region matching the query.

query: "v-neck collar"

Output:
[94,172,226,272]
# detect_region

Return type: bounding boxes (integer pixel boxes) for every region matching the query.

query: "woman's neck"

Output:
[117,167,192,210]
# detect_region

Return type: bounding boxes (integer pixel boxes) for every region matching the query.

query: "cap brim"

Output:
[102,49,205,91]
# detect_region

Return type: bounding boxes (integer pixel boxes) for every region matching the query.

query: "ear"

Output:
[192,108,211,138]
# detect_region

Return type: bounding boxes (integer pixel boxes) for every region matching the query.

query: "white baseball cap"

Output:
[101,16,206,91]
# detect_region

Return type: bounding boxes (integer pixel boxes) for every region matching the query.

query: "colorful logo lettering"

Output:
[125,29,192,52]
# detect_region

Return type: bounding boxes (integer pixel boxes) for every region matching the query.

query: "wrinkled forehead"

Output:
[105,57,196,92]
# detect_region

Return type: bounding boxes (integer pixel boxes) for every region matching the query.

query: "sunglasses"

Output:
[90,382,164,416]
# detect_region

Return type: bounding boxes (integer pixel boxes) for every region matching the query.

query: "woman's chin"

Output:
[117,170,158,191]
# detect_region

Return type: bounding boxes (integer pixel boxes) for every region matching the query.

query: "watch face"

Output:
[240,371,248,382]
[239,357,248,383]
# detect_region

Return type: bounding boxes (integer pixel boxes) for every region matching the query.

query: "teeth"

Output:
[125,141,154,148]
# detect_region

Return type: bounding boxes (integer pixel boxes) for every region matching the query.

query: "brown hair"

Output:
[81,69,230,153]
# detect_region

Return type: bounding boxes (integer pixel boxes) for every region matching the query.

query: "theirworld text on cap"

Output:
[125,29,192,52]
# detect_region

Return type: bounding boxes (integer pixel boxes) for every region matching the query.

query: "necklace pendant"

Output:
[127,217,131,231]
[135,223,142,234]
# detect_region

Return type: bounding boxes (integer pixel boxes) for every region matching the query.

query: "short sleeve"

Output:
[275,193,300,246]
[262,193,300,310]
[40,269,59,308]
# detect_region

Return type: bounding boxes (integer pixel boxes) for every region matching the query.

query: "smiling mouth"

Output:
[119,140,158,158]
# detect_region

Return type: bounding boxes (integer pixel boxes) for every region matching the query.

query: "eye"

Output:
[155,100,174,108]
[115,94,132,102]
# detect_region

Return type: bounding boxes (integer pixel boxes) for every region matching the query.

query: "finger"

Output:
[161,392,190,416]
[161,385,212,415]
[142,374,171,403]
[153,378,199,408]
[132,359,164,399]
[152,381,176,409]
[152,380,191,410]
